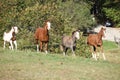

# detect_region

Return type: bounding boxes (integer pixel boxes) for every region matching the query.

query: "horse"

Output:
[3,26,18,50]
[114,36,120,47]
[60,30,80,56]
[87,27,106,60]
[34,20,51,54]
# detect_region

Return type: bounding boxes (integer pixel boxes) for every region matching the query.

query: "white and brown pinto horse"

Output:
[60,30,80,56]
[34,20,51,54]
[87,27,106,60]
[3,26,18,50]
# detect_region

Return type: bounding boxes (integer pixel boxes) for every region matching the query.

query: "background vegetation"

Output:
[0,1,120,79]
[0,0,120,57]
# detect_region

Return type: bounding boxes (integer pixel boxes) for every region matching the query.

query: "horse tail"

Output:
[60,44,64,51]
[3,32,6,35]
[60,34,66,51]
[3,32,6,40]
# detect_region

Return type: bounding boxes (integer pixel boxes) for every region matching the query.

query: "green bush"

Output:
[0,0,95,58]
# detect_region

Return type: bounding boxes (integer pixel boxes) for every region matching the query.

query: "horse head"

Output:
[72,30,80,39]
[44,20,51,30]
[12,26,18,34]
[101,27,106,38]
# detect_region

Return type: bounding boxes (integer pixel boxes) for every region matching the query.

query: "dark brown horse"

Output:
[34,20,51,54]
[87,27,106,60]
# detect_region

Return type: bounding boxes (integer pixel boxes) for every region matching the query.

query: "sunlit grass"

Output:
[103,40,118,51]
[0,40,120,80]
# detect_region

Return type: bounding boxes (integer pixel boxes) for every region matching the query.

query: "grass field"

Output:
[0,41,120,80]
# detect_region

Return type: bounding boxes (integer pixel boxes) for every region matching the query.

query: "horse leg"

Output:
[100,46,106,60]
[36,39,39,52]
[9,40,13,50]
[39,41,43,52]
[37,44,39,52]
[93,46,97,60]
[71,47,76,56]
[95,46,100,59]
[63,47,68,56]
[89,45,94,59]
[13,40,17,50]
[91,46,94,59]
[44,42,48,54]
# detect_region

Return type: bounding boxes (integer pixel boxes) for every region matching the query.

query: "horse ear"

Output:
[45,20,50,23]
[76,29,80,32]
[101,27,106,30]
[78,29,80,32]
[72,31,75,35]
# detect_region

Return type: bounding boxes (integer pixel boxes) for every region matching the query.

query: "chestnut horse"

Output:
[60,30,80,56]
[3,26,18,50]
[87,27,106,60]
[34,21,51,54]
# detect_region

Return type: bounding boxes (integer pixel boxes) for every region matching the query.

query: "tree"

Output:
[0,0,94,57]
[89,0,120,27]
[102,0,120,27]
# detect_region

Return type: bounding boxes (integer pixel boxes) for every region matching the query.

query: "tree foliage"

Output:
[102,0,120,27]
[89,0,120,27]
[0,0,96,57]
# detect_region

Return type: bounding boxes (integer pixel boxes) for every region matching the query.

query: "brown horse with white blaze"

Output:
[34,20,51,54]
[87,27,106,60]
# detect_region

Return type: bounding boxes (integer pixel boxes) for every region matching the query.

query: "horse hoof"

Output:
[45,51,48,54]
[72,54,76,57]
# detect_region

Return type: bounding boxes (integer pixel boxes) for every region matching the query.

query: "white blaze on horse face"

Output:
[47,22,51,30]
[75,32,80,39]
[13,27,18,33]
[103,27,106,38]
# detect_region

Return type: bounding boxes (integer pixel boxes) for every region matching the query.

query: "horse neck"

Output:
[12,32,15,36]
[97,30,103,40]
[9,28,14,34]
[72,35,76,42]
[43,24,48,30]
[43,25,49,35]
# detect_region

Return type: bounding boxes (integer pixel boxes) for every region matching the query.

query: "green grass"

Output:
[0,41,120,80]
[103,40,118,51]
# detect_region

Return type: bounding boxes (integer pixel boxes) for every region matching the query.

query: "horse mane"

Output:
[11,32,16,41]
[72,30,80,35]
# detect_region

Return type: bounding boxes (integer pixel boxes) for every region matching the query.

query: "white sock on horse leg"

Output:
[63,52,66,56]
[9,46,11,49]
[3,41,6,49]
[13,41,17,50]
[97,52,100,57]
[45,50,48,54]
[94,53,97,60]
[72,53,76,56]
[92,53,94,58]
[102,53,106,60]
[10,41,13,50]
[37,45,39,52]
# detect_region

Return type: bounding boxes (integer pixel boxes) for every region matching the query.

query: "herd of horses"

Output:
[3,20,106,60]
